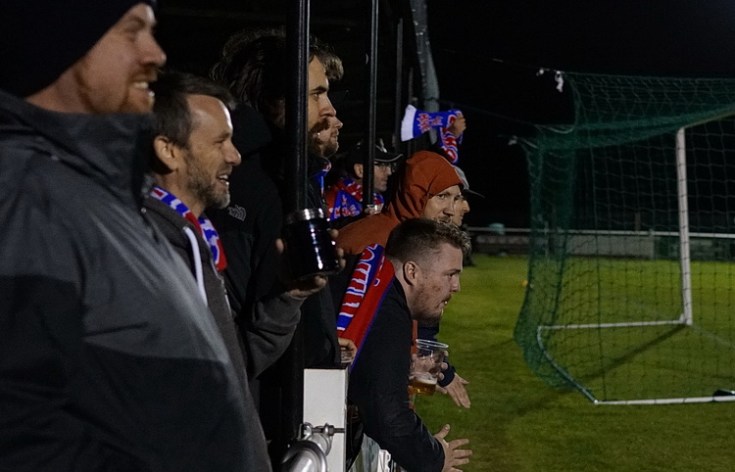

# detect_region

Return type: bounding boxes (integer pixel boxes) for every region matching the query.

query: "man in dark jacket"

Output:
[345,219,473,471]
[210,28,345,369]
[0,2,251,471]
[208,27,350,464]
[145,71,331,471]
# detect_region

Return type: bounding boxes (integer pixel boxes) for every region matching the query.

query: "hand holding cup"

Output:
[409,339,449,396]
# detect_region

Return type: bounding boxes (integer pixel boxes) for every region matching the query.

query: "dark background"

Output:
[156,1,735,228]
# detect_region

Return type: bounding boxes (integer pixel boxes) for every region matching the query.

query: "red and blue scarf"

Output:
[310,156,332,197]
[337,244,395,370]
[326,177,384,222]
[150,186,228,272]
[439,127,461,164]
[400,104,463,163]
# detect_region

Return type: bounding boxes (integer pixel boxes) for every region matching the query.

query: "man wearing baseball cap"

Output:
[453,166,485,227]
[325,138,403,227]
[0,2,250,470]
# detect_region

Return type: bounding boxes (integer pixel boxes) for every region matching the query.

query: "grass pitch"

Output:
[415,254,735,472]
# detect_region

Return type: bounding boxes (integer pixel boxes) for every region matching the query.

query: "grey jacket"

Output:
[143,196,307,470]
[0,90,250,471]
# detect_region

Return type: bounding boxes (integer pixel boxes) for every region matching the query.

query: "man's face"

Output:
[67,4,166,114]
[451,195,471,226]
[180,94,241,212]
[422,184,463,223]
[373,162,394,193]
[307,58,342,157]
[410,243,463,323]
[353,161,394,193]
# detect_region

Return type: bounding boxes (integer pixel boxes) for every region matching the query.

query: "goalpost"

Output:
[514,72,735,405]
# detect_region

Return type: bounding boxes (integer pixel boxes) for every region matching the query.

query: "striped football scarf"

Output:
[337,243,395,370]
[150,186,228,272]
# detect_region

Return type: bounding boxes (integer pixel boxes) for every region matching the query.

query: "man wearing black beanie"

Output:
[0,3,251,471]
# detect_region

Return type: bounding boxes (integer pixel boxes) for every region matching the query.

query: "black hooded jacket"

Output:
[210,106,340,370]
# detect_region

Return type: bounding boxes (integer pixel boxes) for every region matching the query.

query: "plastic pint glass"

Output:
[409,339,448,395]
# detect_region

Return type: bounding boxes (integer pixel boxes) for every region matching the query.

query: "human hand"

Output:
[338,338,357,365]
[436,360,449,382]
[329,227,347,271]
[434,424,472,472]
[275,235,344,299]
[410,353,447,380]
[436,374,471,408]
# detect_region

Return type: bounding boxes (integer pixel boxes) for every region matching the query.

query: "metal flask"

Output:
[283,207,340,280]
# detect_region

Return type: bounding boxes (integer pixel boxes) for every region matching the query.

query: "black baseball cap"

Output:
[455,166,485,199]
[346,138,403,166]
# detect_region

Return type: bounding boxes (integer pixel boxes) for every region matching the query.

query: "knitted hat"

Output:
[1,0,156,97]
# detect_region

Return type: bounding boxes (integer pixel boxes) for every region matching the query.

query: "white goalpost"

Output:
[515,73,735,405]
[536,123,735,405]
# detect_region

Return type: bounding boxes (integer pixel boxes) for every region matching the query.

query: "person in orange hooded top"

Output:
[335,150,463,255]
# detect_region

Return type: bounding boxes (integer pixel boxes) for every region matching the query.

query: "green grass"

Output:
[523,256,735,402]
[415,254,735,472]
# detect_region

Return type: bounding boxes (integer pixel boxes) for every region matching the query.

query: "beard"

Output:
[308,119,339,158]
[411,281,446,324]
[184,152,230,210]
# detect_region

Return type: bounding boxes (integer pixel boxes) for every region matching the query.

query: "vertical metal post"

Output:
[406,66,416,158]
[287,0,310,213]
[676,127,693,325]
[279,0,309,461]
[393,17,404,153]
[363,0,379,211]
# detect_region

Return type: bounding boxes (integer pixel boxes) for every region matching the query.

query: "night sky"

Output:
[427,0,735,228]
[157,1,735,229]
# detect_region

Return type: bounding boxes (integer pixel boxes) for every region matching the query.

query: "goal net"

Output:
[514,72,735,404]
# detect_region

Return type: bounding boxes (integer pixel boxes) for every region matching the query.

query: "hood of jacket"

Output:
[336,150,462,254]
[385,150,462,221]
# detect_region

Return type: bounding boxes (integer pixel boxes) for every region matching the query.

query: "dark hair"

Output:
[151,70,236,148]
[209,27,343,113]
[385,219,471,263]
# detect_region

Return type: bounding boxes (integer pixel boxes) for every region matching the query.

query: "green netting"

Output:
[514,73,735,404]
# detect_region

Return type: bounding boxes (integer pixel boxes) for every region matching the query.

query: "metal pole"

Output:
[393,17,404,154]
[280,0,309,460]
[363,0,379,211]
[676,127,693,326]
[287,0,310,213]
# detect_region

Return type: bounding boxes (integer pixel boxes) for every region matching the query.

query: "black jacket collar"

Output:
[0,89,154,207]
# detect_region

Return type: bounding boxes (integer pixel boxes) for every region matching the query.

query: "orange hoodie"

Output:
[336,150,462,255]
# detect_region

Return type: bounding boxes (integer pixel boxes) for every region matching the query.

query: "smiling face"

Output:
[409,243,463,323]
[179,94,241,214]
[50,3,166,114]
